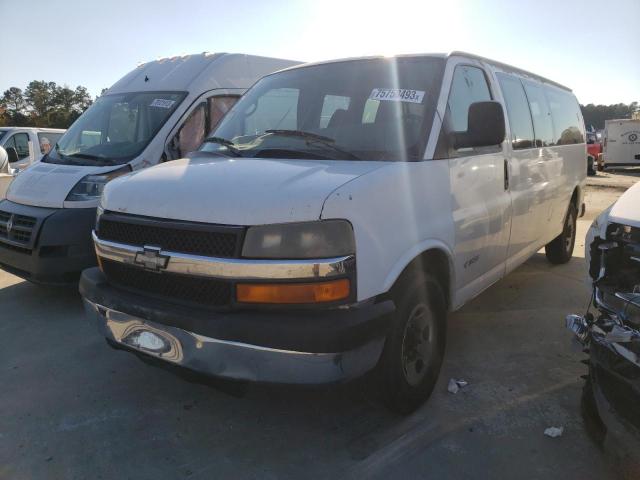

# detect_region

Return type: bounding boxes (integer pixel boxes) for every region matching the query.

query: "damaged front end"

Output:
[567,220,640,445]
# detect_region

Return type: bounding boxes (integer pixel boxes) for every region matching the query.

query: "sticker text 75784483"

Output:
[370,88,425,104]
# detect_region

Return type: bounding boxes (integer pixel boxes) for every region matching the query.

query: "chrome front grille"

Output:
[0,210,37,246]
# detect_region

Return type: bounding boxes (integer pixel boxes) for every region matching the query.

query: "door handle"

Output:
[504,159,509,191]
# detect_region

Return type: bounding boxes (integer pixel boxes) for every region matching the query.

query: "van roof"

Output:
[0,127,66,133]
[106,53,299,96]
[274,52,571,92]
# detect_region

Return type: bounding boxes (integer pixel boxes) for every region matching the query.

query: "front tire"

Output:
[378,274,446,414]
[545,203,577,264]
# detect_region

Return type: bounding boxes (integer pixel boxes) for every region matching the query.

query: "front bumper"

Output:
[0,200,96,285]
[80,267,395,384]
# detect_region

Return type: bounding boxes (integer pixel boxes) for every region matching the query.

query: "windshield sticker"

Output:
[370,88,425,104]
[149,98,176,109]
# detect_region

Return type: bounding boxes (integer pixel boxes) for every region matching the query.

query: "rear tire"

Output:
[545,203,577,265]
[378,274,446,414]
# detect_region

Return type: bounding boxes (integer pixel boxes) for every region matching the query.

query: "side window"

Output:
[176,103,206,157]
[319,95,350,128]
[522,81,555,147]
[168,95,241,160]
[496,74,534,150]
[38,132,62,154]
[6,133,30,160]
[545,87,585,145]
[447,65,492,132]
[244,88,299,134]
[207,95,240,137]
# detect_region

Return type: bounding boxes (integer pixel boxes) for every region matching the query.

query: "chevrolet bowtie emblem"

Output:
[134,246,170,272]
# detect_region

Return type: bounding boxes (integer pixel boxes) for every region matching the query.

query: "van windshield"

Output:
[205,57,445,161]
[45,91,185,166]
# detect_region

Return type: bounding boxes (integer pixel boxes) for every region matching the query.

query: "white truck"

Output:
[0,127,65,170]
[0,53,298,285]
[80,52,587,413]
[602,118,640,169]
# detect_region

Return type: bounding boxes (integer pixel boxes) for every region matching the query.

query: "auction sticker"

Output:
[150,98,176,108]
[370,88,425,104]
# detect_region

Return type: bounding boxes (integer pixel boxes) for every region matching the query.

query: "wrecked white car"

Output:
[567,181,640,447]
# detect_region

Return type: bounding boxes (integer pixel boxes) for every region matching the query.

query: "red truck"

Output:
[586,131,601,175]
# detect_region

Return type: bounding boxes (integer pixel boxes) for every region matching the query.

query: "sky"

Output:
[1,0,638,105]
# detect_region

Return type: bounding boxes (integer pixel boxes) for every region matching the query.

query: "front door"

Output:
[439,63,512,301]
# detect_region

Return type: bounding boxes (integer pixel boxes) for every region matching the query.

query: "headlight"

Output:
[242,220,355,259]
[65,166,131,201]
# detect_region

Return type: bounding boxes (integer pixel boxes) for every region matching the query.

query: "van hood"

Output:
[102,156,387,225]
[609,182,640,229]
[7,163,123,208]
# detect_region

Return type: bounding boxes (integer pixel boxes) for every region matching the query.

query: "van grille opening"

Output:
[98,216,241,258]
[102,259,232,308]
[0,210,37,246]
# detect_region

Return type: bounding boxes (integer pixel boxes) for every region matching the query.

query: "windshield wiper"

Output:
[263,129,361,160]
[67,152,118,165]
[68,152,105,160]
[202,137,241,157]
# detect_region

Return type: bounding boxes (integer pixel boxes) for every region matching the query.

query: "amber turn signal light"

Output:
[236,279,350,304]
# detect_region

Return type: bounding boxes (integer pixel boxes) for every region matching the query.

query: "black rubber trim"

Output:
[80,267,395,353]
[0,201,97,285]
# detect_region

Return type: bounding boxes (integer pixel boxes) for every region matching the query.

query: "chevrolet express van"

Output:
[81,53,586,413]
[0,53,298,284]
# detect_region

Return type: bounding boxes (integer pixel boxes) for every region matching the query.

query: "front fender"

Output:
[321,161,454,302]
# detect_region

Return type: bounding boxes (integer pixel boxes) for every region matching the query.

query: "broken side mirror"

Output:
[454,101,506,149]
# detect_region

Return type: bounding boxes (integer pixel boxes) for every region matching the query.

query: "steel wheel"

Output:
[401,303,437,387]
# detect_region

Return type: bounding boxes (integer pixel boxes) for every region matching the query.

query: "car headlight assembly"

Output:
[242,220,355,259]
[66,165,131,201]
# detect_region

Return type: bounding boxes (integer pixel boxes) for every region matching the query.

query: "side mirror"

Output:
[0,146,8,174]
[454,101,506,149]
[6,146,19,164]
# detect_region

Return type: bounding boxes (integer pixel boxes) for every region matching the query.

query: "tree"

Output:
[0,87,29,126]
[24,80,59,125]
[581,102,640,130]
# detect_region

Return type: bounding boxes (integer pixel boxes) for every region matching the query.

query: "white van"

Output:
[81,53,586,413]
[602,118,640,169]
[0,53,298,284]
[0,127,65,170]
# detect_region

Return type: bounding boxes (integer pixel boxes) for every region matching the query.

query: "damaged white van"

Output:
[0,53,298,284]
[566,183,640,448]
[81,53,586,412]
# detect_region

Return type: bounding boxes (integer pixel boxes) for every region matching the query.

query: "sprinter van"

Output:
[81,53,586,413]
[602,118,640,169]
[0,54,298,284]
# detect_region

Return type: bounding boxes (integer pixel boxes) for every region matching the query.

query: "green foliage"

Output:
[0,81,94,128]
[581,102,639,130]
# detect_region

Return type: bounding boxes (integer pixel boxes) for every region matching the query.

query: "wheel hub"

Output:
[401,303,436,386]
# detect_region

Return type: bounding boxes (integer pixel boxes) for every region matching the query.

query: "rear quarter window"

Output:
[544,87,584,145]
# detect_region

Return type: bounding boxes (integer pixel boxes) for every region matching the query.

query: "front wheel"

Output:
[378,274,446,414]
[545,203,577,264]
